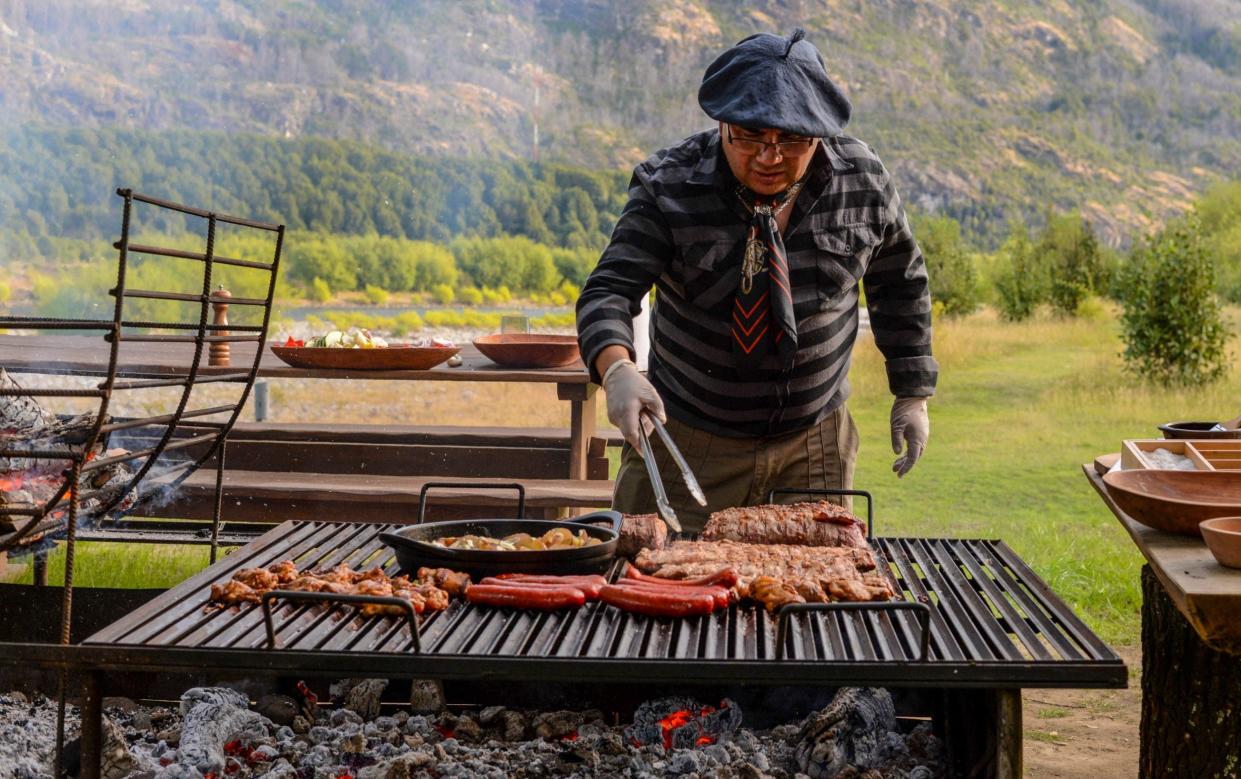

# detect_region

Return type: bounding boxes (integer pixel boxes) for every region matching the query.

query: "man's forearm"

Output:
[593,344,633,384]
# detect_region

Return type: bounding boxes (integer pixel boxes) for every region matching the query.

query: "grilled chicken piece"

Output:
[353,566,389,584]
[315,563,356,585]
[404,584,444,612]
[234,567,279,590]
[267,560,299,584]
[416,567,471,597]
[794,580,829,603]
[209,579,260,605]
[353,578,393,598]
[748,576,805,612]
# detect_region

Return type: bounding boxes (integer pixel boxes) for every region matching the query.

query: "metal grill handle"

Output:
[260,590,421,652]
[774,601,931,662]
[417,482,526,523]
[765,488,874,539]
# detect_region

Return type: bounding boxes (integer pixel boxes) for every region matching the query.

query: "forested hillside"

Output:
[0,127,627,249]
[2,0,1241,246]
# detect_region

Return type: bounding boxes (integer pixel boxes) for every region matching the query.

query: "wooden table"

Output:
[0,333,599,480]
[1083,463,1241,777]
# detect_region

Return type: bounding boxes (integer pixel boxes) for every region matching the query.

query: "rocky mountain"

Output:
[2,0,1240,245]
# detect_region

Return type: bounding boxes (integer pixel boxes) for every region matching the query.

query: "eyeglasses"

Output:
[726,126,816,158]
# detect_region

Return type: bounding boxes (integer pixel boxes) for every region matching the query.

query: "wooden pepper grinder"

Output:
[209,286,231,367]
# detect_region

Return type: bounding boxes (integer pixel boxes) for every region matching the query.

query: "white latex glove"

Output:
[890,396,930,478]
[603,358,666,449]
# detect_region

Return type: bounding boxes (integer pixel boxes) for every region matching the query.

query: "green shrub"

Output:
[393,311,424,336]
[310,277,332,303]
[913,214,979,317]
[1041,212,1113,315]
[431,283,455,304]
[0,279,11,304]
[481,286,512,305]
[424,309,464,328]
[364,284,390,305]
[549,289,568,306]
[458,286,483,305]
[1119,215,1230,386]
[994,225,1050,321]
[288,235,356,291]
[1074,295,1108,321]
[452,234,558,291]
[551,246,599,286]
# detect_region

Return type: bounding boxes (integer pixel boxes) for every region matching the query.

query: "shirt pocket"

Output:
[812,224,882,306]
[671,238,741,310]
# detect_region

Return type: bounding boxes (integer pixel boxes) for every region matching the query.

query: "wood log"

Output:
[1140,564,1241,777]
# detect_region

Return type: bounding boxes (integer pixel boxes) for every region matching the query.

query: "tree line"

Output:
[0,125,628,250]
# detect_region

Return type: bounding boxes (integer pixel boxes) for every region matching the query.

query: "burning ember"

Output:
[625,696,742,751]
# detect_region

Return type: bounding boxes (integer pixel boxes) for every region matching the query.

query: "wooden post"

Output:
[1140,565,1241,777]
[558,382,597,481]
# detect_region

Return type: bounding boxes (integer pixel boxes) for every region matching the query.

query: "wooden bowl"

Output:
[1102,470,1241,536]
[270,344,460,370]
[1200,517,1241,568]
[1158,421,1241,440]
[472,334,581,369]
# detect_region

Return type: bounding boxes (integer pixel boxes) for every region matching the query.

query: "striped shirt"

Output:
[576,128,937,438]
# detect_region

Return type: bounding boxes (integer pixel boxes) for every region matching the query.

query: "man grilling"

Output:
[576,29,937,532]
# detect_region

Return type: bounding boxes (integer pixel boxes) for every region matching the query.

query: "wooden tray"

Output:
[1121,439,1241,471]
[270,344,460,370]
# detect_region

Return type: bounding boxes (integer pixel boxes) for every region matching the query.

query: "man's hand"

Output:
[603,358,666,449]
[890,396,929,478]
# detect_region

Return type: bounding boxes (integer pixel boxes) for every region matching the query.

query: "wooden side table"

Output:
[1084,464,1241,777]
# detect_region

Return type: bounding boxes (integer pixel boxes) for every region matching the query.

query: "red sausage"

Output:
[623,563,739,590]
[479,577,603,599]
[494,574,607,585]
[465,584,586,610]
[598,584,715,617]
[612,579,730,610]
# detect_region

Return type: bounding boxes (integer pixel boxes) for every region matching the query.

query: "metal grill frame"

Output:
[70,520,1125,689]
[1,190,283,569]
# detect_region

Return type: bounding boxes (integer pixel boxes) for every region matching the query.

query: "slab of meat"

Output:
[633,540,894,604]
[635,540,877,573]
[618,513,668,557]
[702,501,867,548]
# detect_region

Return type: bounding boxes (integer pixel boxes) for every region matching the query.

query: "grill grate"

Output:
[85,521,1124,687]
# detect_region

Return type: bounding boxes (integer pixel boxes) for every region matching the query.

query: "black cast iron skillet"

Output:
[379,511,622,579]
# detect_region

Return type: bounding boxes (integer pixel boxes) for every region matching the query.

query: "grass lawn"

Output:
[845,306,1240,646]
[7,306,1237,647]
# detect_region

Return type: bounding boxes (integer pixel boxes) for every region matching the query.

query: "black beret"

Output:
[698,29,852,138]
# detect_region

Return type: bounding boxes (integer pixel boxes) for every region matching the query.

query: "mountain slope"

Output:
[2,0,1240,245]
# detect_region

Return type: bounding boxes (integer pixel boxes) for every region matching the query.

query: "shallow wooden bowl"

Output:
[1158,421,1241,440]
[472,334,581,369]
[1102,470,1241,536]
[1200,517,1241,568]
[270,344,460,370]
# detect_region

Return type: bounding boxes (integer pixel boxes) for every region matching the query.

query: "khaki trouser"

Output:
[612,405,860,533]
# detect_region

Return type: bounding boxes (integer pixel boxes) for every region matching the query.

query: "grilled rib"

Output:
[702,501,867,548]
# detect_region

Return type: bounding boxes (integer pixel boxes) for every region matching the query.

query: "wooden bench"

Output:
[128,472,615,524]
[99,423,619,543]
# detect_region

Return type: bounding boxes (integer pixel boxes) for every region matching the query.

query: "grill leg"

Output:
[996,689,1023,779]
[33,551,48,586]
[79,670,104,779]
[939,688,1022,778]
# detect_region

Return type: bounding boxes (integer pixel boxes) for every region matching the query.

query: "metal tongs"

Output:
[637,409,707,533]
